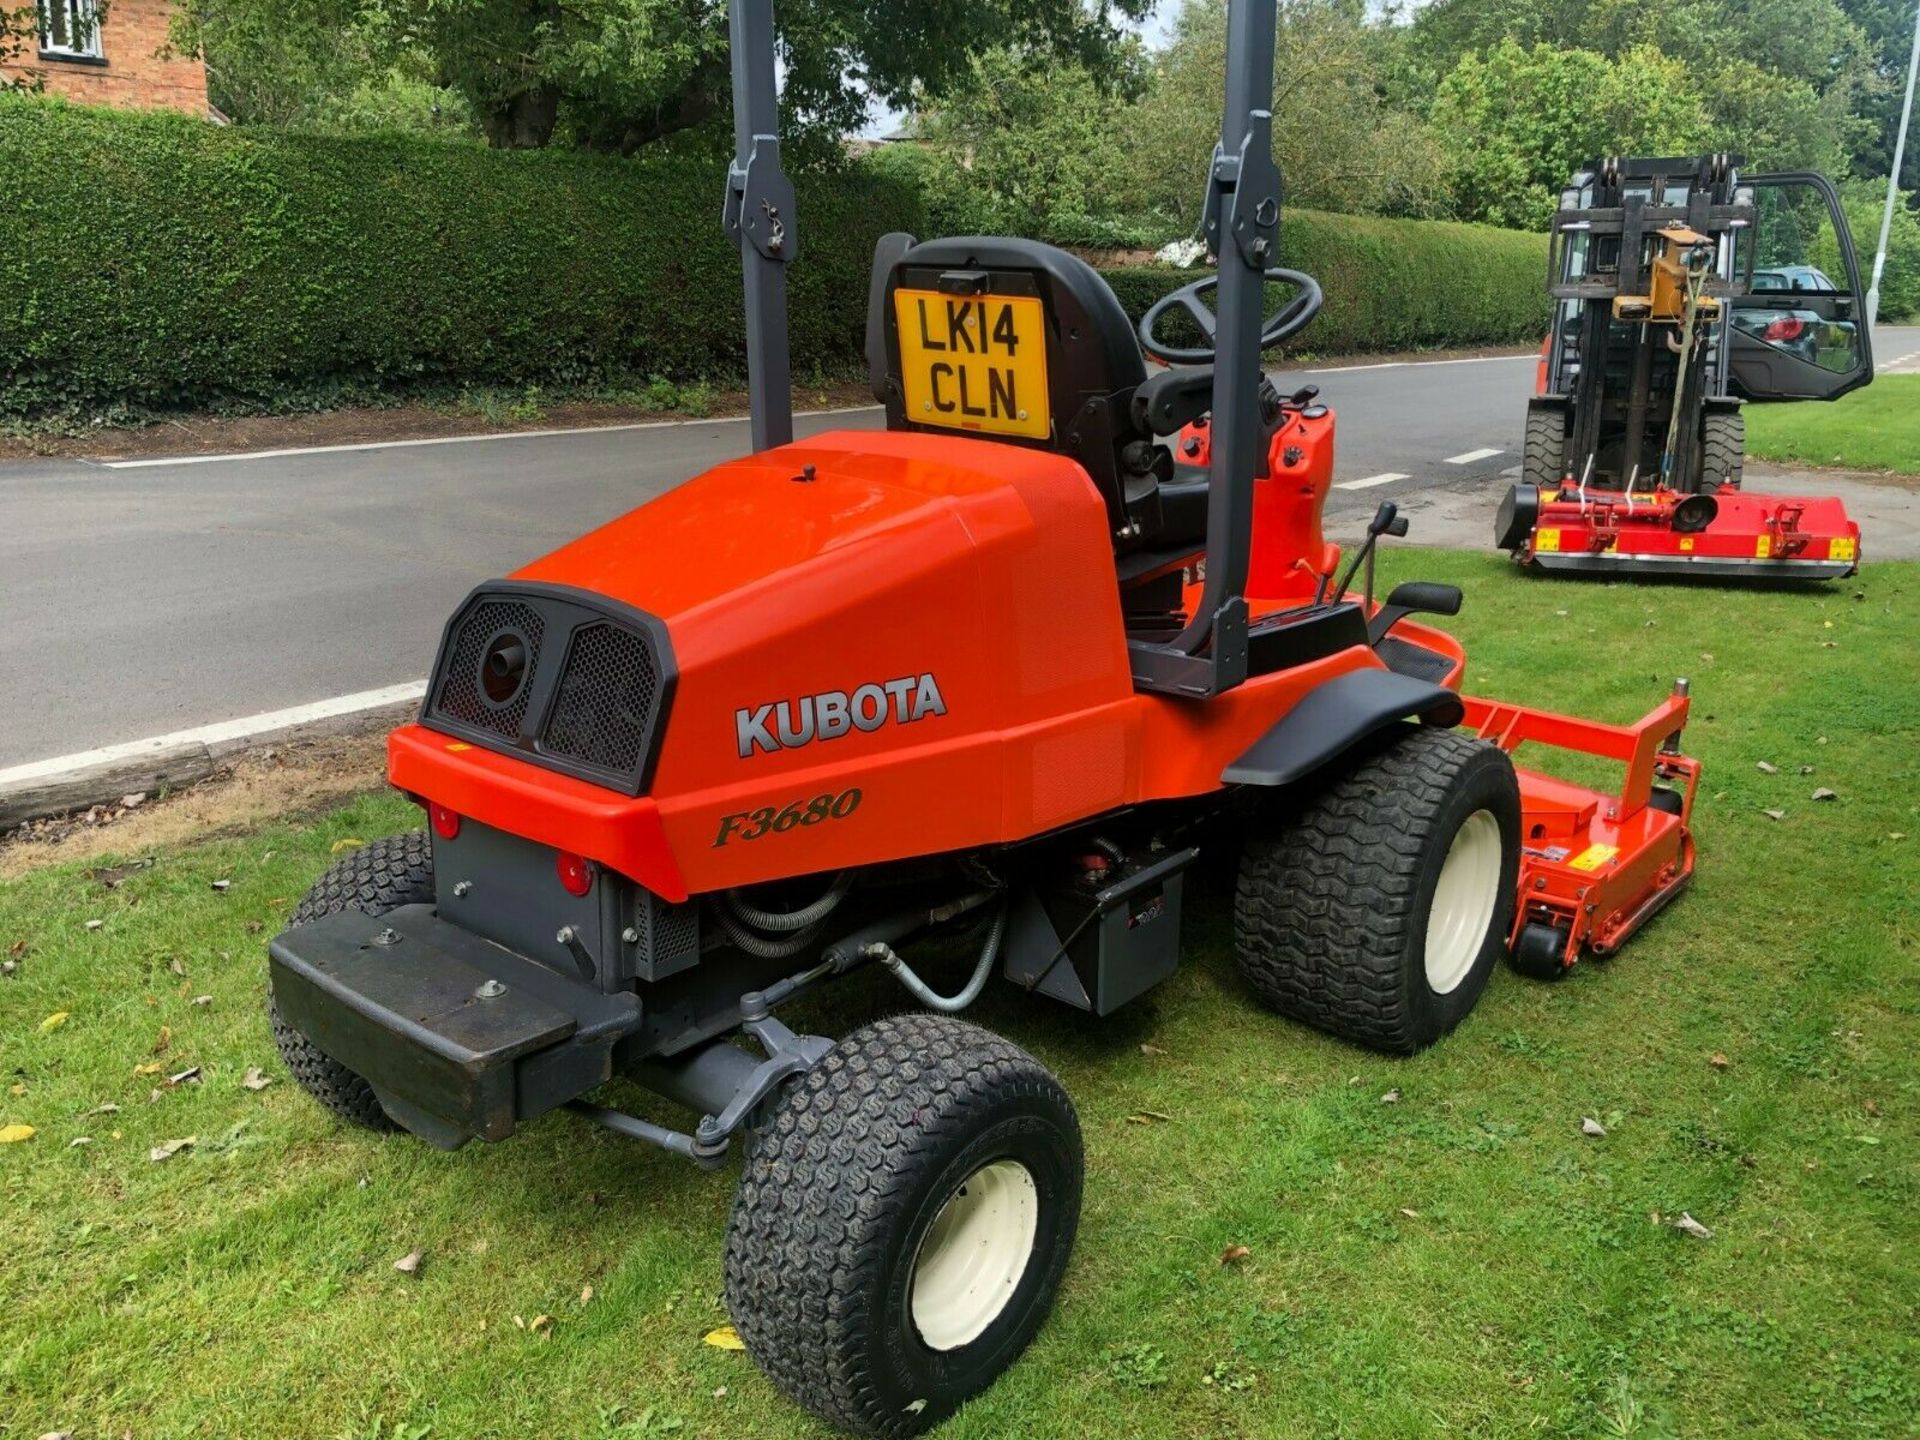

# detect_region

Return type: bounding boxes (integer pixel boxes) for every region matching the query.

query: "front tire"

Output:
[268,831,436,1131]
[724,1014,1083,1437]
[1234,727,1521,1053]
[1700,409,1744,494]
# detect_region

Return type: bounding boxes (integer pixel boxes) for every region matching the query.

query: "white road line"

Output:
[0,681,427,785]
[1307,353,1532,374]
[1443,447,1504,465]
[1334,472,1409,490]
[93,405,885,469]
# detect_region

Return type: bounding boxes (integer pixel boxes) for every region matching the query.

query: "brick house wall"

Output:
[5,0,208,114]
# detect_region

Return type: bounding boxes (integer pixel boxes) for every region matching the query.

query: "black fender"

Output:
[1222,668,1465,787]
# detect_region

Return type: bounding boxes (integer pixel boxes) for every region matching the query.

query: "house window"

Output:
[40,0,104,59]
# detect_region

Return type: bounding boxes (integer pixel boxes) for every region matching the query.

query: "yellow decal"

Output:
[445,741,473,752]
[1755,534,1772,558]
[1678,536,1695,552]
[1534,528,1561,553]
[1830,537,1856,561]
[1569,843,1619,872]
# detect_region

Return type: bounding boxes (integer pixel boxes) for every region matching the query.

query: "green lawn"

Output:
[4,552,1919,1440]
[1745,373,1920,474]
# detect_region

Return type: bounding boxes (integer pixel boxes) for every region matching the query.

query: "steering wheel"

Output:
[1138,267,1324,365]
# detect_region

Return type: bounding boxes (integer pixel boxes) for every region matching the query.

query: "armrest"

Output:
[1131,366,1215,436]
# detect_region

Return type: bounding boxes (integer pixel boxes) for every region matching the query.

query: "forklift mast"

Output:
[722,0,1287,701]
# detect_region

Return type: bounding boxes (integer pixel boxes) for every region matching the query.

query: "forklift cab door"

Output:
[1730,173,1874,402]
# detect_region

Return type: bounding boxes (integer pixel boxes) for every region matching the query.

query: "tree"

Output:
[1841,0,1920,189]
[273,0,1155,152]
[1126,0,1448,223]
[1430,40,1711,228]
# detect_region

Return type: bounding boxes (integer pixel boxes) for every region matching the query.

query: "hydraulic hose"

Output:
[723,872,852,932]
[709,902,828,960]
[866,904,1009,1014]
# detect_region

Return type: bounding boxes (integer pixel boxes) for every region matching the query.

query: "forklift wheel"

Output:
[1234,727,1520,1053]
[1700,410,1745,494]
[724,1013,1083,1437]
[267,831,436,1131]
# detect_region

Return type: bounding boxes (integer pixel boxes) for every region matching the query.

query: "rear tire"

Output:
[1234,727,1521,1053]
[268,832,436,1131]
[724,1014,1083,1438]
[1700,410,1744,494]
[1522,405,1567,492]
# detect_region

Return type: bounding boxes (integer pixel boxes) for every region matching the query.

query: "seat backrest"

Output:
[868,235,1164,545]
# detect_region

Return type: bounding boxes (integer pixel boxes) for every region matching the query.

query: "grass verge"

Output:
[3,551,1918,1439]
[1745,374,1920,474]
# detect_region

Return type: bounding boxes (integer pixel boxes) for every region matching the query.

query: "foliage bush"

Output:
[0,97,923,420]
[1,97,1546,422]
[1099,209,1547,355]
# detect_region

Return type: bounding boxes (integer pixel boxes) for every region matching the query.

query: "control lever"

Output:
[1330,501,1409,614]
[1287,383,1319,408]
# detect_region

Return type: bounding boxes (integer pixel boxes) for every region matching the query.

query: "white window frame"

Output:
[40,0,104,59]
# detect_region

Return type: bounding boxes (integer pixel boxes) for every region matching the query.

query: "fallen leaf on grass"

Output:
[1763,809,1787,822]
[84,920,103,932]
[330,837,366,854]
[1710,1053,1729,1070]
[1581,1117,1607,1137]
[8,1082,24,1097]
[69,1136,92,1147]
[0,1124,36,1144]
[39,1011,69,1033]
[151,1025,172,1055]
[1673,1213,1713,1240]
[149,1136,195,1162]
[210,880,231,893]
[1399,1208,1420,1219]
[1379,1089,1401,1104]
[39,1430,74,1439]
[191,995,212,1007]
[393,1249,423,1275]
[1125,1111,1174,1125]
[133,1063,162,1077]
[168,1066,202,1087]
[1812,787,1837,802]
[1139,1043,1168,1056]
[703,1326,745,1351]
[1219,1245,1251,1265]
[1756,760,1778,775]
[529,1314,554,1337]
[168,958,188,977]
[242,1067,272,1092]
[90,1102,120,1115]
[580,1284,594,1305]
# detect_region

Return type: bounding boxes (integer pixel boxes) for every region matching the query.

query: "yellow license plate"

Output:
[894,289,1049,440]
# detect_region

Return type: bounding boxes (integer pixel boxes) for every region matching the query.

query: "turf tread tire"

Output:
[1522,406,1567,491]
[1700,410,1744,494]
[724,1013,1082,1438]
[1234,727,1519,1054]
[269,831,435,1131]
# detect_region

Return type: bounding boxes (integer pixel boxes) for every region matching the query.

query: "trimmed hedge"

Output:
[0,98,1546,421]
[0,98,924,419]
[1099,208,1547,357]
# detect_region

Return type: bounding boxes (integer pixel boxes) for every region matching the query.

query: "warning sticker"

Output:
[1568,843,1619,872]
[1755,534,1773,558]
[1830,537,1856,562]
[1535,528,1561,553]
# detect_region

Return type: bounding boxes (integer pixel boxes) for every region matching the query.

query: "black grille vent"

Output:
[434,600,544,738]
[542,622,659,774]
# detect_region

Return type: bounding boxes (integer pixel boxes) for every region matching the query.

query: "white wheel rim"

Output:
[1424,809,1503,995]
[909,1159,1039,1352]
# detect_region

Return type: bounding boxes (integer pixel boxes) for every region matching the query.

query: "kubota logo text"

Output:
[736,673,947,758]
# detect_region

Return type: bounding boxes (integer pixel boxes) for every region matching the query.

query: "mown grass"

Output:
[1745,374,1920,474]
[3,552,1918,1440]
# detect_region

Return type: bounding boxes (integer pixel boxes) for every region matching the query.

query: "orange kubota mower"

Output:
[266,2,1700,1432]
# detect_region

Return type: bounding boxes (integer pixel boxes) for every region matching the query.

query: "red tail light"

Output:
[1761,316,1805,343]
[429,803,461,840]
[556,850,593,897]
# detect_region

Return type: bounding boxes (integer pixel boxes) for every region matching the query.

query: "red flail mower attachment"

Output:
[1500,482,1861,582]
[1460,679,1700,979]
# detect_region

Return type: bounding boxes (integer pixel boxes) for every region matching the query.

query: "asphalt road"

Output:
[4,330,1916,769]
